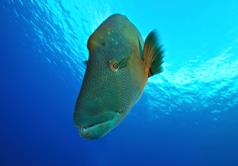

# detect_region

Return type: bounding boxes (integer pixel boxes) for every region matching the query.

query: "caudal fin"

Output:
[143,30,164,77]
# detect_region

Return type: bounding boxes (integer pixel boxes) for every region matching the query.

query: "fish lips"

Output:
[79,112,121,140]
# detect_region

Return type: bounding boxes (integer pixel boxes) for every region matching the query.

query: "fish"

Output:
[74,14,164,139]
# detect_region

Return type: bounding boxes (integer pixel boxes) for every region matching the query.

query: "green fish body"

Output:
[74,14,163,139]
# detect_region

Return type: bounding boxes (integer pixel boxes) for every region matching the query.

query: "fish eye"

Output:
[113,63,118,69]
[108,59,119,72]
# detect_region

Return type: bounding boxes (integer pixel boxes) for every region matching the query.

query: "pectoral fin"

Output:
[143,30,164,77]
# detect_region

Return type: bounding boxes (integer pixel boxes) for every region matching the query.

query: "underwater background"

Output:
[1,0,238,165]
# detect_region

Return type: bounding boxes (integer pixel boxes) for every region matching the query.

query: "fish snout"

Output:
[77,111,121,140]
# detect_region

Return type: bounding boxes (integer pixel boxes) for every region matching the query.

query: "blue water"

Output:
[1,0,238,166]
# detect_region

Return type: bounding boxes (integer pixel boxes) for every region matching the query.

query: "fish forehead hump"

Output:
[87,14,141,60]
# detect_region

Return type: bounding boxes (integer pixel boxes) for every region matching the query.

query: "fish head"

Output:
[74,14,145,139]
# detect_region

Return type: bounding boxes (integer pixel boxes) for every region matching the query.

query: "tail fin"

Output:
[143,30,164,77]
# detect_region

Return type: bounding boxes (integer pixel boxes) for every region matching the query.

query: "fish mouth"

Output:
[79,112,121,139]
